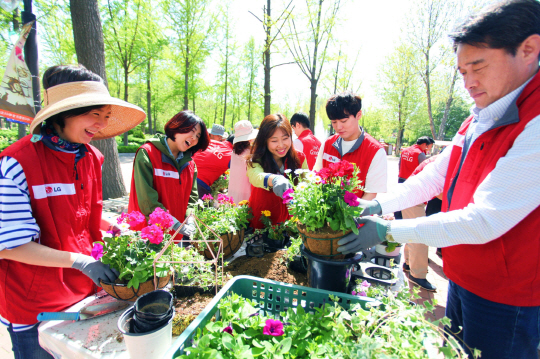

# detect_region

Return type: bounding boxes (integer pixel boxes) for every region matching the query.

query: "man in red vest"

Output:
[336,1,540,357]
[192,136,232,197]
[394,136,434,220]
[313,92,387,200]
[290,112,321,170]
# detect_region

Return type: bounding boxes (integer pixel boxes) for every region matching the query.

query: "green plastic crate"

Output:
[164,275,379,358]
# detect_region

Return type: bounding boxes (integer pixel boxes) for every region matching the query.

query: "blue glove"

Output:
[357,199,382,217]
[272,175,292,198]
[337,216,388,254]
[72,254,120,286]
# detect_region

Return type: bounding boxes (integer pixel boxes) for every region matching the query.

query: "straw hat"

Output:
[233,120,258,144]
[30,81,146,140]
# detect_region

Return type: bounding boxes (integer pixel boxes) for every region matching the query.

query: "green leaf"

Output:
[276,337,292,354]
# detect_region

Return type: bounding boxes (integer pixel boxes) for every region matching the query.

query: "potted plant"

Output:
[259,215,296,251]
[210,170,229,198]
[95,207,180,301]
[192,194,251,259]
[374,214,402,256]
[284,160,364,258]
[283,236,307,274]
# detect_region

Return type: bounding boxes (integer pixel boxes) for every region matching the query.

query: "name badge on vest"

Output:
[154,168,180,179]
[323,153,340,163]
[33,183,76,199]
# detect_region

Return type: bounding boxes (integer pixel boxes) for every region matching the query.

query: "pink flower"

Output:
[217,194,234,205]
[127,211,146,227]
[202,194,213,201]
[359,291,367,297]
[117,212,128,225]
[222,326,233,335]
[263,319,284,336]
[282,188,294,204]
[91,242,103,260]
[351,290,357,296]
[361,280,371,289]
[141,224,164,245]
[148,207,174,229]
[344,191,360,207]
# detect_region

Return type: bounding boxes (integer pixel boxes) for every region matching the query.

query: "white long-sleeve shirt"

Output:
[379,76,540,248]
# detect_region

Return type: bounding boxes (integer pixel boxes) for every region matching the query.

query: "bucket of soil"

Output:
[297,224,351,259]
[118,306,175,359]
[100,274,171,302]
[197,229,244,260]
[301,245,362,293]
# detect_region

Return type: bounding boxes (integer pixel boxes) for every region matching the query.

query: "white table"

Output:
[38,292,132,359]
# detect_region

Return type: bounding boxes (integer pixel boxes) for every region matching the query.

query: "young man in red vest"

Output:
[290,112,321,170]
[313,92,387,200]
[336,1,540,357]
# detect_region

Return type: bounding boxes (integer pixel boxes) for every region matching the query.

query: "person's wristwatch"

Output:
[385,221,395,242]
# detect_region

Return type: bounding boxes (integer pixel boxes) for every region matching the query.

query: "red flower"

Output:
[148,207,174,229]
[51,136,59,143]
[127,211,146,228]
[222,326,233,335]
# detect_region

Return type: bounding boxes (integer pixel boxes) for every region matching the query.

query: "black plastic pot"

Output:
[301,245,363,293]
[132,290,174,333]
[263,232,290,253]
[287,255,308,274]
[173,284,220,298]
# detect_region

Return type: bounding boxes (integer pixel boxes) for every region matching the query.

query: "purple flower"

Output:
[263,319,284,336]
[91,242,103,260]
[344,191,360,207]
[222,326,233,335]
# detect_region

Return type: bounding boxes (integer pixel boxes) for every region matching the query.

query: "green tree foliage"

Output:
[37,0,76,66]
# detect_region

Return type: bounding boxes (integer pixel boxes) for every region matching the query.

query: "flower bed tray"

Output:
[164,275,379,358]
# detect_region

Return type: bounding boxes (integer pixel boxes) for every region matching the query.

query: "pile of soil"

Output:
[172,292,214,336]
[224,250,307,286]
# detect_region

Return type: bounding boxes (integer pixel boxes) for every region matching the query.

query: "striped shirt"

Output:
[0,156,41,331]
[380,77,540,248]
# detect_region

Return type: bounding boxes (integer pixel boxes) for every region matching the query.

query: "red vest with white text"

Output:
[249,151,306,229]
[297,129,321,170]
[0,137,103,324]
[398,144,423,179]
[192,140,232,186]
[441,72,540,306]
[322,133,383,198]
[128,143,194,230]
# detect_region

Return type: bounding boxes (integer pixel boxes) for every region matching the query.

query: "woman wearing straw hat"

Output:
[228,120,258,203]
[128,111,210,239]
[0,65,146,358]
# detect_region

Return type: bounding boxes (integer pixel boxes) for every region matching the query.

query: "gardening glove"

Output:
[177,217,196,237]
[357,199,382,217]
[337,216,388,254]
[272,175,292,198]
[72,254,120,286]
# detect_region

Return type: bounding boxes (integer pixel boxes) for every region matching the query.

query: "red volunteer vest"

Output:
[398,144,423,179]
[297,129,321,170]
[249,151,306,229]
[128,143,195,231]
[192,140,232,186]
[441,72,540,306]
[322,133,383,197]
[0,137,103,324]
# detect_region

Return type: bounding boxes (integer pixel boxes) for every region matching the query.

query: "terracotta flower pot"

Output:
[197,229,244,260]
[100,274,171,302]
[297,224,351,259]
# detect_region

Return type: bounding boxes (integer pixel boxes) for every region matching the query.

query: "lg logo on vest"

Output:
[402,154,414,162]
[33,183,76,199]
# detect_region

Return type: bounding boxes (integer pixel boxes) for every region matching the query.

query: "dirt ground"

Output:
[172,250,306,335]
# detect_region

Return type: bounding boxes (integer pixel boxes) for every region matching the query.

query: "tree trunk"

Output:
[184,45,190,110]
[70,0,127,200]
[14,8,28,140]
[146,61,152,135]
[424,52,436,139]
[247,77,253,122]
[438,67,459,140]
[309,79,317,132]
[263,0,271,116]
[123,68,129,145]
[307,0,323,132]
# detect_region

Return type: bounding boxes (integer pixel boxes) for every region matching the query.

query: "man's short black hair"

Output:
[325,92,362,120]
[450,0,540,57]
[417,136,434,145]
[290,112,310,129]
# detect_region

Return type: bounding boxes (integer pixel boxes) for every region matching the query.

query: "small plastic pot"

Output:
[132,290,174,333]
[287,255,308,274]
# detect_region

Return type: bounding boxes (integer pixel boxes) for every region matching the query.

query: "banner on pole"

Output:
[0,21,35,125]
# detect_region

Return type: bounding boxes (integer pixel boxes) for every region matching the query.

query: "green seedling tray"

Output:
[164,275,379,358]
